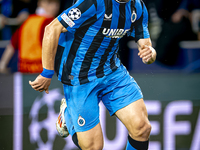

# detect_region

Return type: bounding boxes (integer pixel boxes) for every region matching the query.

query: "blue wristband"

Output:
[41,68,54,78]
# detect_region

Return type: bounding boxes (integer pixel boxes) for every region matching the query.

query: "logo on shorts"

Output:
[68,8,81,20]
[77,115,85,126]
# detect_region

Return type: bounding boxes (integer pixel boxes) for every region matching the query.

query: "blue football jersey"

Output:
[55,0,150,85]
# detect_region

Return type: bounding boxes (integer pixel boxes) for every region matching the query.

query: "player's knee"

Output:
[79,139,104,150]
[143,121,151,139]
[130,117,151,141]
[77,123,104,150]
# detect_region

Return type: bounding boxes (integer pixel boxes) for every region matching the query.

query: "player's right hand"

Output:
[138,45,156,64]
[29,75,51,94]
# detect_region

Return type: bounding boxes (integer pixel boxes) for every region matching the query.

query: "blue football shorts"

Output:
[63,65,143,134]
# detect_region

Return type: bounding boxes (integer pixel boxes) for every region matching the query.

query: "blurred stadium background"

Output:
[0,0,200,150]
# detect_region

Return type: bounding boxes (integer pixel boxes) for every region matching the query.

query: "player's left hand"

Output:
[138,45,156,64]
[29,75,51,94]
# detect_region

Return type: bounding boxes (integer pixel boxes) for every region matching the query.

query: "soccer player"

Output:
[29,0,157,149]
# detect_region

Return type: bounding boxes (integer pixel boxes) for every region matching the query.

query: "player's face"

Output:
[41,1,60,17]
[46,1,60,17]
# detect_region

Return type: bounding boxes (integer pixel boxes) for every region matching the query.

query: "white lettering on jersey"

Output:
[102,28,130,38]
[108,29,117,36]
[102,28,110,35]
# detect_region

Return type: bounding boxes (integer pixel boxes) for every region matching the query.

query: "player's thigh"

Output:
[101,65,144,116]
[63,82,100,133]
[115,98,151,141]
[77,123,104,150]
[63,82,104,149]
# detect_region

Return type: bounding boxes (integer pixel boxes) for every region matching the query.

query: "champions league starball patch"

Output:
[131,10,137,23]
[68,8,81,20]
[77,115,85,126]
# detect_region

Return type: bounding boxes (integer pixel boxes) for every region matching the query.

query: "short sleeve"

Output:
[128,0,150,42]
[57,0,97,33]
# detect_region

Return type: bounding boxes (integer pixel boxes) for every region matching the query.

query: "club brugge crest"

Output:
[131,10,137,23]
[78,115,85,126]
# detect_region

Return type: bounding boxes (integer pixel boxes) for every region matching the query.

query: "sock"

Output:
[126,135,149,150]
[72,133,82,150]
[126,139,137,150]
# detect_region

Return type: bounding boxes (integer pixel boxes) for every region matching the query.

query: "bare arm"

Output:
[0,44,15,73]
[42,18,67,70]
[137,38,157,64]
[29,18,67,94]
[5,12,29,25]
